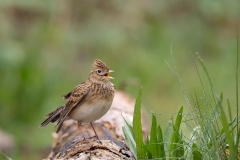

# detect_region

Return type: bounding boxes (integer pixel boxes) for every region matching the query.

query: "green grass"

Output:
[123,50,239,159]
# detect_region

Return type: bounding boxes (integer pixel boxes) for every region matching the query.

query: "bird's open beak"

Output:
[105,70,114,79]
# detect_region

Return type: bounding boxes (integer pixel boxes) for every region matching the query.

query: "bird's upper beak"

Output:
[105,70,114,79]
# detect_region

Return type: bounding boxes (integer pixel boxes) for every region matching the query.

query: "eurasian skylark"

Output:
[40,59,115,141]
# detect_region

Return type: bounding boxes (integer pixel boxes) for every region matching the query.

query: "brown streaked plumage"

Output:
[40,59,115,139]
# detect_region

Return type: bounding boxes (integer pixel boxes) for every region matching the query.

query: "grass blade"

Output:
[218,93,235,159]
[227,98,233,123]
[149,113,158,158]
[175,106,183,131]
[192,143,203,160]
[122,115,134,137]
[235,25,239,159]
[132,87,145,159]
[122,126,137,159]
[157,125,165,159]
[228,116,240,132]
[164,120,173,156]
[169,107,184,159]
[122,116,137,159]
[198,55,216,105]
[144,145,153,159]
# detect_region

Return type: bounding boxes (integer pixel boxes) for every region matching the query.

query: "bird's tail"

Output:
[40,106,65,128]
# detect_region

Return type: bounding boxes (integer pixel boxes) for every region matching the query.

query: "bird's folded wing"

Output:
[56,82,90,125]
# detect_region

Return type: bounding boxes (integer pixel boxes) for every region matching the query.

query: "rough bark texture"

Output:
[44,90,149,160]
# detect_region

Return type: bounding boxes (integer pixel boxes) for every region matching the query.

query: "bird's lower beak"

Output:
[105,70,114,79]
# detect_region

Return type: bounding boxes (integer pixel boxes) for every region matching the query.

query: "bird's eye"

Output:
[97,70,102,73]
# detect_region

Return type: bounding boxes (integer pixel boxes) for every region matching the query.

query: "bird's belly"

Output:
[68,100,112,123]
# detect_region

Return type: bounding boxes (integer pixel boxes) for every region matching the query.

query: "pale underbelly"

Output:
[68,100,112,124]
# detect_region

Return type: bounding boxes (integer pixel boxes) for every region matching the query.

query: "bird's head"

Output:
[89,59,114,83]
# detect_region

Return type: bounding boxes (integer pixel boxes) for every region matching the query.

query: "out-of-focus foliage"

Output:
[0,1,239,159]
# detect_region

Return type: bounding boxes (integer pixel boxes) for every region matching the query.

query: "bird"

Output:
[40,59,115,142]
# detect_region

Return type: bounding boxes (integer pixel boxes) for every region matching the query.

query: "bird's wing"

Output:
[56,82,90,126]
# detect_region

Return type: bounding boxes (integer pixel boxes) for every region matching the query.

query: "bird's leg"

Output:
[77,122,86,141]
[90,123,101,143]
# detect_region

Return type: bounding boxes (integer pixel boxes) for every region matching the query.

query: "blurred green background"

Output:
[0,0,239,159]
